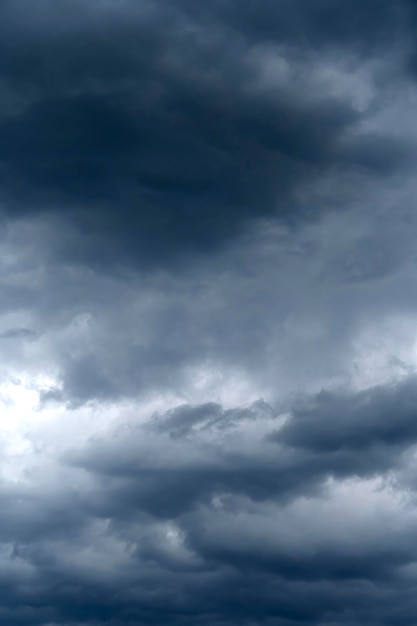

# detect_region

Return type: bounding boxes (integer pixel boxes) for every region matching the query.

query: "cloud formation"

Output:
[0,0,414,269]
[1,1,417,625]
[3,379,417,625]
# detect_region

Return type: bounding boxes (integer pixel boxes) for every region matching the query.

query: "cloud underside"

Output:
[0,0,415,268]
[2,377,417,626]
[1,1,417,625]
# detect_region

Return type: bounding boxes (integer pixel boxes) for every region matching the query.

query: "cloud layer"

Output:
[0,0,414,269]
[1,1,417,625]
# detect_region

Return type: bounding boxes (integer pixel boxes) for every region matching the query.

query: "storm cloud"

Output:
[0,0,415,269]
[1,1,417,625]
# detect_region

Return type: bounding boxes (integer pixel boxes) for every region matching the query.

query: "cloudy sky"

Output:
[3,1,417,624]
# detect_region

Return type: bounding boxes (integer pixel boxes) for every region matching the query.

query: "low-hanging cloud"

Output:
[1,1,417,625]
[0,0,415,270]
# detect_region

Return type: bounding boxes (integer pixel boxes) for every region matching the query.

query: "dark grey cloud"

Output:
[277,376,417,452]
[0,378,417,625]
[1,1,417,625]
[0,0,414,270]
[219,0,410,70]
[66,378,417,521]
[0,327,36,340]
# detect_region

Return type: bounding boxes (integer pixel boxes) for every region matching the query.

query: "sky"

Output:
[3,1,417,624]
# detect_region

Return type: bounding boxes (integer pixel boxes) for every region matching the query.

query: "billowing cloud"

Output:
[2,379,417,625]
[1,1,417,625]
[0,0,415,270]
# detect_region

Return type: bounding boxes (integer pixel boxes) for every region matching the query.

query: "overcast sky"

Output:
[3,1,417,625]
